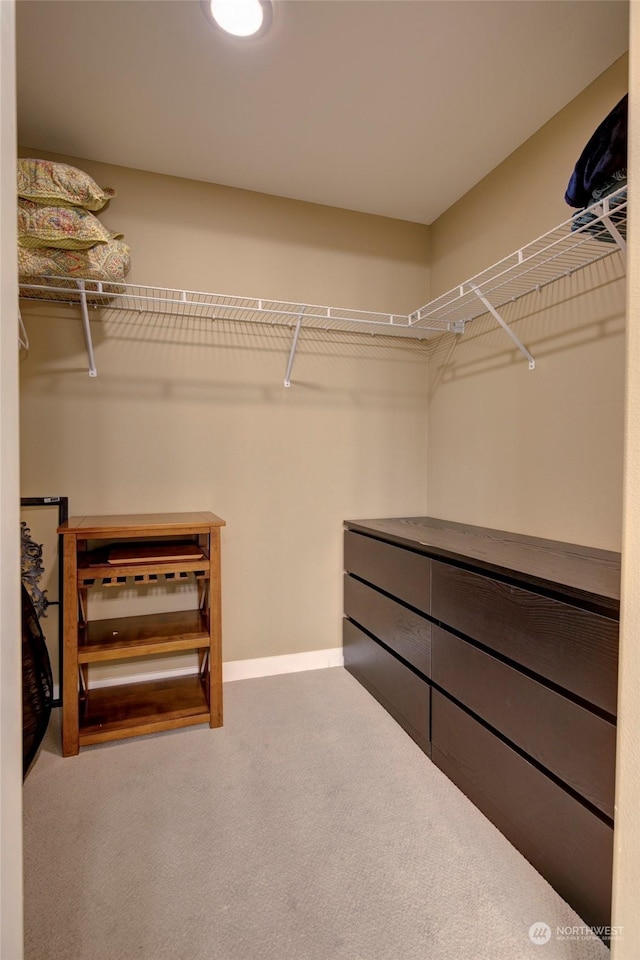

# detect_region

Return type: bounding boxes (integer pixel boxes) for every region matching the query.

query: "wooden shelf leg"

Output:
[209,528,223,729]
[62,534,80,756]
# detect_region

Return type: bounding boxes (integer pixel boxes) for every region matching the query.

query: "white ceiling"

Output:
[16,0,629,225]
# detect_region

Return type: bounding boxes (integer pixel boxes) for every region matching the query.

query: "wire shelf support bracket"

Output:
[284,308,306,388]
[77,281,97,377]
[468,282,536,370]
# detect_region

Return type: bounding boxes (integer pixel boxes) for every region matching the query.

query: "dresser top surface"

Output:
[345,516,621,612]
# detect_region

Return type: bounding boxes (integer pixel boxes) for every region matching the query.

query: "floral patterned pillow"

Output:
[18,237,131,299]
[18,159,116,211]
[18,200,113,250]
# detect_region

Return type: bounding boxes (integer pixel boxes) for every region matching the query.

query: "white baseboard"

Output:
[223,647,344,682]
[81,647,344,690]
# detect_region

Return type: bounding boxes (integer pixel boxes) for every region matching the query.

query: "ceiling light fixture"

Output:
[203,0,272,38]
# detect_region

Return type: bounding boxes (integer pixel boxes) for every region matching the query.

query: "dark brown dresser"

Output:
[343,516,620,934]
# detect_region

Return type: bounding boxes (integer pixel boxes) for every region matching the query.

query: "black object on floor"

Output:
[22,582,53,779]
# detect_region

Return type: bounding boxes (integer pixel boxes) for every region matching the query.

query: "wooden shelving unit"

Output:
[58,511,225,756]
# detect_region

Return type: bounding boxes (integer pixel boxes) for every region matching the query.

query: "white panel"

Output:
[0,3,24,957]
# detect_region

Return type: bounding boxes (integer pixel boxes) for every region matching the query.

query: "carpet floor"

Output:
[23,667,610,960]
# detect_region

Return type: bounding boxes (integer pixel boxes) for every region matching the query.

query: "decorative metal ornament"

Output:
[21,521,49,619]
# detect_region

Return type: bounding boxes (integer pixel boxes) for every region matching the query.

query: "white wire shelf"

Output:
[409,185,627,333]
[17,281,443,339]
[18,186,627,380]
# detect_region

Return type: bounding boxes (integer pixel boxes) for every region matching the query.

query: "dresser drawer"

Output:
[344,574,431,678]
[344,531,430,615]
[431,690,613,931]
[431,626,615,818]
[343,618,430,754]
[431,561,618,715]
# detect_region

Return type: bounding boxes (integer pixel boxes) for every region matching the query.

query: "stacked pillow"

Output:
[17,159,130,297]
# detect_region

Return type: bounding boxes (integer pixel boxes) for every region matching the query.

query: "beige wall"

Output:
[18,153,431,668]
[427,56,628,550]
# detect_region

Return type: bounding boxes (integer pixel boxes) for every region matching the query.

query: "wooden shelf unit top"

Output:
[59,511,226,538]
